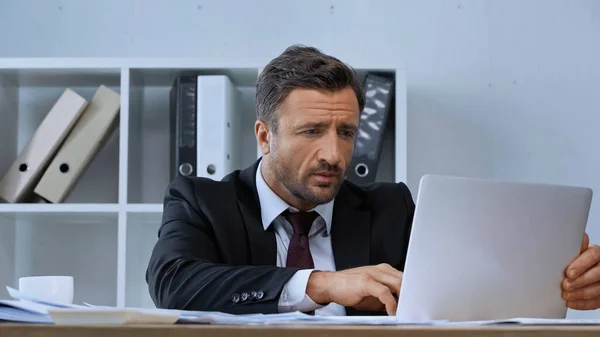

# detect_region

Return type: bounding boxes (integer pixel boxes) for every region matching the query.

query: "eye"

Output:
[304,129,320,135]
[340,130,355,138]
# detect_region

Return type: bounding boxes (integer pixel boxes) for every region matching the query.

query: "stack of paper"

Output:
[0,286,85,323]
[0,287,180,325]
[0,299,53,323]
[3,286,600,326]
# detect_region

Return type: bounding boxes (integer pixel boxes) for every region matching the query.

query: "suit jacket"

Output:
[146,159,415,316]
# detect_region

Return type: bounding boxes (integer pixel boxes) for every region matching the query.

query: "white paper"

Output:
[264,315,441,326]
[503,318,600,325]
[0,299,54,323]
[7,285,600,326]
[7,287,87,309]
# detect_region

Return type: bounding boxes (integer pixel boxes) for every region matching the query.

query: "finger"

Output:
[563,264,600,291]
[567,298,600,311]
[373,264,403,284]
[369,268,403,295]
[366,282,398,316]
[357,296,386,312]
[376,263,403,278]
[581,233,590,253]
[567,246,600,279]
[563,281,600,301]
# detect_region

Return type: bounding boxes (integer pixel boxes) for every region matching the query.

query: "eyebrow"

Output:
[297,122,358,130]
[339,122,358,131]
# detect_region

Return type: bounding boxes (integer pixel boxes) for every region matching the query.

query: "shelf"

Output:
[0,68,121,204]
[125,211,162,308]
[125,203,163,213]
[0,203,120,216]
[0,57,407,309]
[126,67,262,204]
[125,66,405,203]
[0,204,163,215]
[0,211,118,305]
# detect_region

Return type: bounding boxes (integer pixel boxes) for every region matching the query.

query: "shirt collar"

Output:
[255,159,334,235]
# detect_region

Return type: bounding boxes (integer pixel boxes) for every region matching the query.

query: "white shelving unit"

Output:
[0,57,407,308]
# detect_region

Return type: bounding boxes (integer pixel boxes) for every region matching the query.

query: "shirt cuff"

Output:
[278,269,324,313]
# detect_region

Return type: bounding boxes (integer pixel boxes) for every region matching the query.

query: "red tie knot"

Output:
[283,210,319,235]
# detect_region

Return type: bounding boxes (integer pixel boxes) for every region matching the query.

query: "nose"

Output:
[318,133,343,167]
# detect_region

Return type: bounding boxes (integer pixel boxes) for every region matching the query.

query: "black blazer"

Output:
[146,159,415,316]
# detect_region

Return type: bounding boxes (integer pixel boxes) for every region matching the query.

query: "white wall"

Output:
[2,0,600,318]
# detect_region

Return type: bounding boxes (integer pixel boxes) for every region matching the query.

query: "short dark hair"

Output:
[255,45,365,132]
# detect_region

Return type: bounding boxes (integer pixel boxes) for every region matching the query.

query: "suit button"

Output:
[241,292,249,301]
[231,293,240,303]
[250,291,258,299]
[256,290,264,300]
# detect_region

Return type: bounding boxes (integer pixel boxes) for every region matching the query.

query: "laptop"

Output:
[396,174,593,322]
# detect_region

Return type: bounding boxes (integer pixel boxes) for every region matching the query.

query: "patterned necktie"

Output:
[283,210,319,269]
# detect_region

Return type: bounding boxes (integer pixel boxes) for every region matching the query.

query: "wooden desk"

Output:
[2,324,600,337]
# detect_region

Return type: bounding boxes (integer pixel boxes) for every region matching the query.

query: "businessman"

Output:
[147,45,600,316]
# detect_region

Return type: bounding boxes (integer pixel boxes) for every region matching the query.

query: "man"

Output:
[147,45,600,316]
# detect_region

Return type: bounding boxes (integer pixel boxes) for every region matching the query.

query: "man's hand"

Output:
[562,232,600,310]
[306,263,402,316]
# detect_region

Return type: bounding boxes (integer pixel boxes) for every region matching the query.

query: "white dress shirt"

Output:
[255,160,346,316]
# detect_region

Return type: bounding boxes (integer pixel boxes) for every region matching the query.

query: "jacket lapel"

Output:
[330,183,371,271]
[236,159,277,266]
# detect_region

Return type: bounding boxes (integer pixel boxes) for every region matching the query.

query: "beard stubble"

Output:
[268,152,343,206]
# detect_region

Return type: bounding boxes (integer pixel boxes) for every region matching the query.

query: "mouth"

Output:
[312,172,338,183]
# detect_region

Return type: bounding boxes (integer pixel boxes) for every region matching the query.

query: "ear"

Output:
[255,120,271,155]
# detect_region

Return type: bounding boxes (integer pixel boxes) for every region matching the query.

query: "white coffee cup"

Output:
[18,276,74,304]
